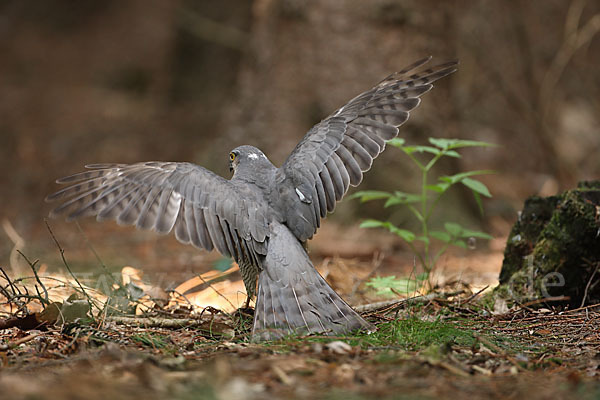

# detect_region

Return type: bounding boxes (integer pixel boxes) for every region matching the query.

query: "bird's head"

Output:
[229,145,271,175]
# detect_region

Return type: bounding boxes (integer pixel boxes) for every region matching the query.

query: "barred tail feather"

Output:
[252,222,373,341]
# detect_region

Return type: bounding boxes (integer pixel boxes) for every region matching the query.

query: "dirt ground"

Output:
[2,222,600,400]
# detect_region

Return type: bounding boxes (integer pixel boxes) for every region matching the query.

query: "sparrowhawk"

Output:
[46,57,457,340]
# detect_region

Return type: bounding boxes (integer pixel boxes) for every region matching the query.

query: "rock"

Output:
[495,181,600,307]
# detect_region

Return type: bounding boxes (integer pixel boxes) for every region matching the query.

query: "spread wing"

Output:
[46,162,270,264]
[277,57,458,241]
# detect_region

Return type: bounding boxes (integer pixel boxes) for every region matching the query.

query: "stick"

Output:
[44,220,97,316]
[106,315,232,333]
[17,250,49,305]
[195,274,235,315]
[349,252,385,297]
[581,262,600,308]
[355,293,439,313]
[459,285,489,306]
[355,289,468,314]
[0,332,44,351]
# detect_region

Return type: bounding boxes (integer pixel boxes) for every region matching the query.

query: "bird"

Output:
[46,57,458,340]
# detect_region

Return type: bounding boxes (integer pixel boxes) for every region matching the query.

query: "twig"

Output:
[350,252,385,297]
[459,285,489,306]
[425,358,470,377]
[564,302,600,314]
[196,274,235,315]
[0,267,21,299]
[75,221,118,286]
[107,316,193,328]
[0,267,27,314]
[168,289,196,309]
[0,332,44,351]
[44,220,97,316]
[106,316,234,336]
[16,250,49,306]
[473,334,526,372]
[356,290,467,314]
[355,293,439,313]
[0,270,15,304]
[581,262,600,308]
[516,296,570,310]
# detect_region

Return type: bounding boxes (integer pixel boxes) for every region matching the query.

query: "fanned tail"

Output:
[252,222,373,341]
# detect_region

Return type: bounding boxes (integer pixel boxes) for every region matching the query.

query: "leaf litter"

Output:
[2,229,600,399]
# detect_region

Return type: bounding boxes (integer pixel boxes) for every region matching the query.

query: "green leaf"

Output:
[429,138,497,150]
[384,191,422,207]
[447,140,497,150]
[472,191,484,215]
[457,228,494,240]
[384,197,404,207]
[360,220,415,242]
[443,150,462,158]
[444,222,463,236]
[416,236,430,245]
[433,222,493,241]
[452,239,467,249]
[425,183,451,193]
[389,226,416,242]
[462,178,492,197]
[402,145,442,156]
[359,219,385,229]
[366,276,421,296]
[440,170,495,185]
[394,191,422,200]
[430,230,452,243]
[386,278,420,295]
[349,190,392,202]
[366,276,399,290]
[428,138,453,149]
[386,138,406,148]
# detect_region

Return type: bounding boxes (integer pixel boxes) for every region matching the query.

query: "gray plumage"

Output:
[46,57,457,340]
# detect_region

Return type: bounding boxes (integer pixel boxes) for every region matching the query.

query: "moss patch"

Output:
[495,181,600,306]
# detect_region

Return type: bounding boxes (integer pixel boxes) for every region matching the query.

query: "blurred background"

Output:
[0,0,599,281]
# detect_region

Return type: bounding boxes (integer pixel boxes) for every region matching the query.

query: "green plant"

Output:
[352,138,495,279]
[365,274,426,297]
[132,332,169,348]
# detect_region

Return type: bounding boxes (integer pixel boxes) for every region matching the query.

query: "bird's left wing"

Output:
[46,162,270,264]
[277,57,457,241]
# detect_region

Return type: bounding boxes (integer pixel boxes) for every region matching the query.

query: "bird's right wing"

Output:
[277,57,457,241]
[46,162,270,264]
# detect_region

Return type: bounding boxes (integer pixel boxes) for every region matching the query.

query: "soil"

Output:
[2,223,600,399]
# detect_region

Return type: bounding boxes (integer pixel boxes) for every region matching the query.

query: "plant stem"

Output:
[421,165,430,272]
[406,241,427,274]
[432,242,451,267]
[420,150,446,273]
[425,193,445,221]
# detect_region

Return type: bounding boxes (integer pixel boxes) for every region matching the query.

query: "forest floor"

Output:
[1,221,599,400]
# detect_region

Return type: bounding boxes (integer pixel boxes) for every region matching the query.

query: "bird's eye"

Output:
[229,153,236,161]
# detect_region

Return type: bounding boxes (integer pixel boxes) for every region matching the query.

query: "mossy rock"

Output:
[494,181,600,307]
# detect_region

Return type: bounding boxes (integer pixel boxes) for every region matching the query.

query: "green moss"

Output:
[361,317,477,350]
[495,181,600,306]
[132,332,170,348]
